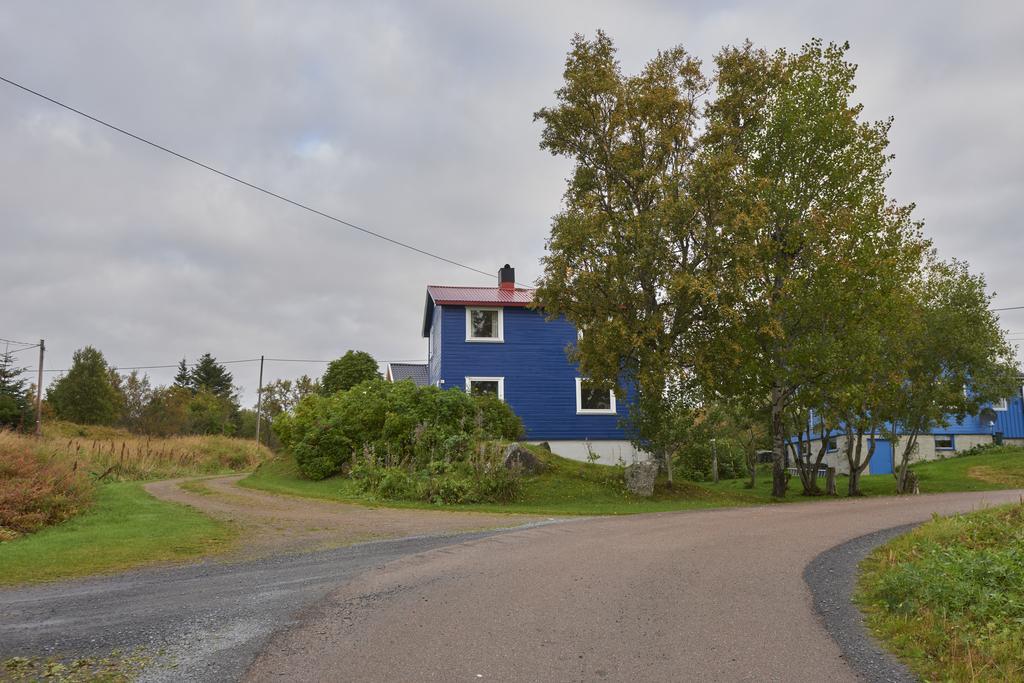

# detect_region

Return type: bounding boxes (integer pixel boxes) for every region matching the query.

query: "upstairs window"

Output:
[466,376,504,400]
[935,434,955,450]
[576,378,616,415]
[466,307,503,342]
[993,398,1009,412]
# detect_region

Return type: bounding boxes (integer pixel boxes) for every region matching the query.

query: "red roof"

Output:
[426,285,535,307]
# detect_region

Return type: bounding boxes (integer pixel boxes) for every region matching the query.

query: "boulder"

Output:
[503,443,544,474]
[536,441,552,452]
[624,461,658,497]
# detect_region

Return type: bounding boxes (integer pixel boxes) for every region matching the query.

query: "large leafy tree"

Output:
[47,346,121,425]
[694,40,925,497]
[883,258,1018,493]
[322,351,380,395]
[533,32,730,473]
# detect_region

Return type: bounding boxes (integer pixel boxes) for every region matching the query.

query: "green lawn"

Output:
[242,446,1024,516]
[857,502,1024,682]
[0,482,235,585]
[701,445,1024,501]
[241,451,763,515]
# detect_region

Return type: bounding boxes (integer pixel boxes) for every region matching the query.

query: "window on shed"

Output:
[993,398,1008,411]
[576,378,616,414]
[466,308,502,342]
[935,434,955,450]
[826,438,838,452]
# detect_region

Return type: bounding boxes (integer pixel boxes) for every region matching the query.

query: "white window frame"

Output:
[575,377,617,415]
[935,434,955,450]
[465,307,503,343]
[993,398,1008,412]
[466,376,504,401]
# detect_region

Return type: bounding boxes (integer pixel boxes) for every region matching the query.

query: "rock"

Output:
[503,443,544,474]
[624,461,658,497]
[536,441,552,452]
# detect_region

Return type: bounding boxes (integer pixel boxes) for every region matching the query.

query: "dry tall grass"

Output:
[0,435,92,538]
[37,421,271,480]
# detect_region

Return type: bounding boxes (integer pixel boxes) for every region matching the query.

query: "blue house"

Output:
[414,265,645,465]
[797,392,1024,476]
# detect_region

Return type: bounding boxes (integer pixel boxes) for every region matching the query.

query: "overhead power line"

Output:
[992,306,1024,312]
[18,355,427,375]
[0,74,510,284]
[0,336,38,347]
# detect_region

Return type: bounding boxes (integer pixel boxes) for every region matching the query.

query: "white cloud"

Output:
[1,0,1021,402]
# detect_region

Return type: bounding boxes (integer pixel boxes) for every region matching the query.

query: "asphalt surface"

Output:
[3,489,1020,682]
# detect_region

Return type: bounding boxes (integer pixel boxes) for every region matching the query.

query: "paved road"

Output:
[2,489,1020,682]
[248,489,1022,682]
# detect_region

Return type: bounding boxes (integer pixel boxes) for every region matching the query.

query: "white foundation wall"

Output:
[536,440,651,466]
[806,433,1014,475]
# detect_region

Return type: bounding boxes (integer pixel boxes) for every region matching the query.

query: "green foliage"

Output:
[0,351,33,430]
[321,350,381,395]
[275,379,523,480]
[674,440,747,482]
[858,504,1024,681]
[184,353,237,402]
[135,385,237,436]
[46,346,121,425]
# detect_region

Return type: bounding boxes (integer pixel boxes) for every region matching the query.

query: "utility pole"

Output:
[711,437,719,484]
[254,354,264,446]
[35,339,44,437]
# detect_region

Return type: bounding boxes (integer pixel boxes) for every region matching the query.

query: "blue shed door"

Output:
[868,438,893,475]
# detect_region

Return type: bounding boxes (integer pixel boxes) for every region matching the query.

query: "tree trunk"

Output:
[664,450,674,490]
[895,431,919,494]
[770,387,788,498]
[848,466,862,496]
[826,466,837,496]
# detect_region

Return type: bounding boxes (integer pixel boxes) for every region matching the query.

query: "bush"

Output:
[0,436,93,538]
[673,439,747,481]
[274,379,524,480]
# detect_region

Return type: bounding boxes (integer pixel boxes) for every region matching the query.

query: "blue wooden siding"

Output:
[435,305,630,440]
[791,391,1024,446]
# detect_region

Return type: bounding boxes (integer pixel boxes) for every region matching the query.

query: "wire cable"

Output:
[0,74,510,283]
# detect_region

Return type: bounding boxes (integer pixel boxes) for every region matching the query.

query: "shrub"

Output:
[275,379,524,480]
[673,440,747,481]
[0,436,93,537]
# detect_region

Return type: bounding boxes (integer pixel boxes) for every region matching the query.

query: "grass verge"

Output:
[242,446,1024,515]
[856,502,1024,682]
[0,482,234,585]
[241,449,763,515]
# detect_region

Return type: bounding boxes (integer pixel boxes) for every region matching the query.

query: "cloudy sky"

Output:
[2,1,1022,404]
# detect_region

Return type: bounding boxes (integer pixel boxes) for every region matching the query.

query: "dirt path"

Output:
[246,488,1024,682]
[144,475,544,558]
